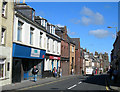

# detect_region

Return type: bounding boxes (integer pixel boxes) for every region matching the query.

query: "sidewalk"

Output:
[106,75,120,92]
[2,75,76,92]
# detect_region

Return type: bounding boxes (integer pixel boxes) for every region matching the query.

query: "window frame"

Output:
[1,27,6,45]
[39,32,43,47]
[30,27,34,45]
[17,21,23,42]
[2,1,7,18]
[0,58,6,79]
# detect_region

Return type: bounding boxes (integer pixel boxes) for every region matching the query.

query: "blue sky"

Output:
[26,2,118,61]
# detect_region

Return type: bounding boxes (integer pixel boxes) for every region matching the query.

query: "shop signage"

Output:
[49,56,60,60]
[31,48,40,57]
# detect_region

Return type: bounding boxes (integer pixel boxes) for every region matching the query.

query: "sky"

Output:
[26,2,118,61]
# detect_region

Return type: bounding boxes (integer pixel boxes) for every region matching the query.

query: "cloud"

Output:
[89,29,109,38]
[80,6,104,25]
[67,29,76,35]
[56,24,64,27]
[70,7,104,26]
[69,19,81,24]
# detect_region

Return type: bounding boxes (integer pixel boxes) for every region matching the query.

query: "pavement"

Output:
[106,74,120,92]
[1,75,76,92]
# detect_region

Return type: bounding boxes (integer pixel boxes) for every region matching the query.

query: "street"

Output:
[4,74,118,92]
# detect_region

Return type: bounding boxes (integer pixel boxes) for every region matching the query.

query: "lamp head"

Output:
[107,26,112,28]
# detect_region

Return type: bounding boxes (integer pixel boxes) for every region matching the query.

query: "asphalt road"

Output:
[15,74,115,92]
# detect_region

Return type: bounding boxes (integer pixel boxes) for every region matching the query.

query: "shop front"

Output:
[12,43,46,83]
[43,55,60,77]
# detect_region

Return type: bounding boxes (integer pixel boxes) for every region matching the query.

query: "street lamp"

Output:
[107,26,118,37]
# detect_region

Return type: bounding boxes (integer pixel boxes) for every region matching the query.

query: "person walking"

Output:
[32,66,39,82]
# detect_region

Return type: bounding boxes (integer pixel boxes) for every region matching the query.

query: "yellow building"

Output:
[0,0,14,86]
[68,36,76,75]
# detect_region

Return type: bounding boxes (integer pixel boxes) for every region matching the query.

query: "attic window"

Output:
[32,10,35,21]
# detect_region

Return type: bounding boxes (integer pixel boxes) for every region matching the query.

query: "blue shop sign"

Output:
[12,43,46,59]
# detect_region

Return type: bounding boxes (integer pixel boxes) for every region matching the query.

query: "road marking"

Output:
[106,86,109,90]
[18,77,71,91]
[78,81,82,84]
[68,84,77,89]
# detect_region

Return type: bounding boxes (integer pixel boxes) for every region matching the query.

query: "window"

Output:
[39,32,42,47]
[52,27,55,34]
[44,38,46,48]
[72,46,74,52]
[47,38,49,51]
[50,26,52,33]
[32,10,35,21]
[30,27,34,45]
[1,28,6,45]
[17,21,23,41]
[2,1,7,17]
[0,59,5,79]
[53,40,54,53]
[7,62,10,71]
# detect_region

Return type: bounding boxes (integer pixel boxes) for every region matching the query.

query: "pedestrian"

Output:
[32,66,39,82]
[113,69,118,83]
[82,70,84,76]
[72,69,74,75]
[53,67,57,77]
[57,67,60,77]
[60,67,62,77]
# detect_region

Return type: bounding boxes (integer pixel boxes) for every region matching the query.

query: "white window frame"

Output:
[17,21,23,42]
[0,59,6,79]
[32,10,35,21]
[2,1,7,17]
[47,38,49,52]
[39,32,42,47]
[53,40,54,53]
[1,28,6,45]
[30,27,34,45]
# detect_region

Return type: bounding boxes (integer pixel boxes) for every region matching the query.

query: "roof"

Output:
[67,35,75,45]
[71,38,80,50]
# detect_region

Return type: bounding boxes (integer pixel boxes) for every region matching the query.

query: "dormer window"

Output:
[32,10,35,21]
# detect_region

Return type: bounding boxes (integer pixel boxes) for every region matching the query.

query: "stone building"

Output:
[0,0,14,86]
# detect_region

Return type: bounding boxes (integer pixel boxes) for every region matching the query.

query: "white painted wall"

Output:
[13,15,46,50]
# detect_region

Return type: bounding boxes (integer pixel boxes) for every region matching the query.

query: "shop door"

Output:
[12,59,21,83]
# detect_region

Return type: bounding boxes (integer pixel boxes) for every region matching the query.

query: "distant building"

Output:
[55,26,70,76]
[71,38,81,75]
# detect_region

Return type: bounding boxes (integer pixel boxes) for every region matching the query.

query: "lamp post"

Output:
[107,26,118,37]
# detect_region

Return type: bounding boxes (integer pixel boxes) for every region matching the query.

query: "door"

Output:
[12,59,21,83]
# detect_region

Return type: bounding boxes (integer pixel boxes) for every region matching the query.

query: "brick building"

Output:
[55,26,70,76]
[71,38,81,75]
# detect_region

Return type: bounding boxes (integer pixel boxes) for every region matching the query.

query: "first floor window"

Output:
[2,1,7,17]
[1,28,6,45]
[39,32,43,47]
[30,27,34,45]
[0,59,5,79]
[17,21,23,41]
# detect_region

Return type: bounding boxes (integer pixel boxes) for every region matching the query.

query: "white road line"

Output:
[78,81,82,84]
[68,84,77,89]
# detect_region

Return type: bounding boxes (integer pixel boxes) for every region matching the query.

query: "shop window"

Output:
[17,21,23,42]
[2,1,7,17]
[0,59,5,79]
[1,28,6,45]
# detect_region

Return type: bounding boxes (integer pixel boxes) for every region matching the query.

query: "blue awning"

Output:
[12,43,46,59]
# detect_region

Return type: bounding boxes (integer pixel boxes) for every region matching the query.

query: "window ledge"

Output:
[2,15,7,19]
